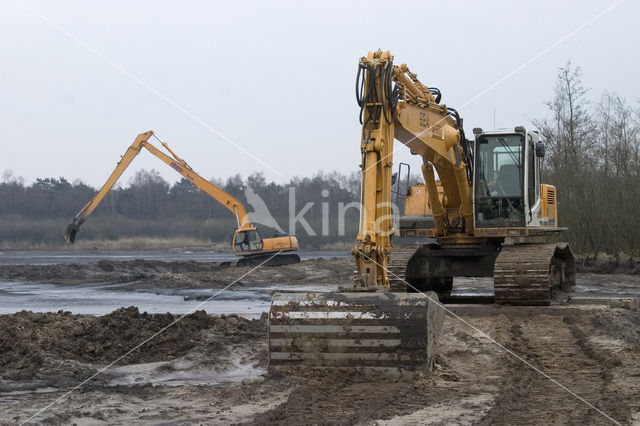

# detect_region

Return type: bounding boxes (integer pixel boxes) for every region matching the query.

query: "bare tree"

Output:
[534,62,598,254]
[596,93,640,254]
[534,62,640,257]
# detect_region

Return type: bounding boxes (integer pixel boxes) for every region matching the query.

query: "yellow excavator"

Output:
[64,131,300,267]
[268,51,575,374]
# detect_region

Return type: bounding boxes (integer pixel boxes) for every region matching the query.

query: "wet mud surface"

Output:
[0,307,264,386]
[2,305,638,425]
[0,257,354,289]
[0,256,639,424]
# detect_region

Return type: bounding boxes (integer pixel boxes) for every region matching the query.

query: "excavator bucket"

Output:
[63,223,79,244]
[268,292,445,376]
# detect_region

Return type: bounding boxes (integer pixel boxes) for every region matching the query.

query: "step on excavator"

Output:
[268,51,575,375]
[64,131,300,267]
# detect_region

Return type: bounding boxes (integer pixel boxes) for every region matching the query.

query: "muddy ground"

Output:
[0,257,354,289]
[0,256,638,293]
[0,258,639,425]
[1,305,638,425]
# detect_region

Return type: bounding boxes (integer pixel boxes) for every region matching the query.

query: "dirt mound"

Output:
[0,259,227,285]
[576,256,640,274]
[0,257,351,289]
[251,375,448,425]
[151,257,353,289]
[0,307,264,382]
[0,263,101,282]
[95,259,224,274]
[592,309,640,347]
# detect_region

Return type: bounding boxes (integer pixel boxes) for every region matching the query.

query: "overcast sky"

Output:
[1,0,638,187]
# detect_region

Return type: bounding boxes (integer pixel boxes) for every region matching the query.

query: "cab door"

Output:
[473,133,526,228]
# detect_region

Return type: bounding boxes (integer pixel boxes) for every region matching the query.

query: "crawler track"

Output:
[494,242,575,305]
[387,244,418,291]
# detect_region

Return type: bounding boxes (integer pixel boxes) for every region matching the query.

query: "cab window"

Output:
[234,230,263,252]
[474,134,525,227]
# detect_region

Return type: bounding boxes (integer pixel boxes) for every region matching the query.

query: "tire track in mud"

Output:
[581,311,640,424]
[476,315,622,425]
[473,320,540,426]
[249,309,638,425]
[248,375,456,425]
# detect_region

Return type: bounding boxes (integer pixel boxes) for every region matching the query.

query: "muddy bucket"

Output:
[63,222,80,244]
[268,292,444,377]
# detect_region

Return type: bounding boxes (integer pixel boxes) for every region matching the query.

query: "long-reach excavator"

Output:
[268,51,575,374]
[64,131,299,267]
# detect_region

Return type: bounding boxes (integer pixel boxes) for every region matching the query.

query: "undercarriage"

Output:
[390,236,575,305]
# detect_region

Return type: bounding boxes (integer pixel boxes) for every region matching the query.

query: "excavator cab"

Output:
[474,131,525,227]
[231,227,300,266]
[232,228,264,254]
[473,127,546,230]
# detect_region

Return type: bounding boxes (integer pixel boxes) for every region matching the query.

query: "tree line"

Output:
[0,169,363,248]
[1,63,638,254]
[534,62,640,256]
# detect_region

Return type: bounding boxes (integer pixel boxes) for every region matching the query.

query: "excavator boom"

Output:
[64,131,299,265]
[65,131,250,243]
[268,52,448,375]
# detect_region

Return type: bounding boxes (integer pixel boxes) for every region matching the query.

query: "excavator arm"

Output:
[268,56,450,373]
[64,131,251,243]
[353,50,473,289]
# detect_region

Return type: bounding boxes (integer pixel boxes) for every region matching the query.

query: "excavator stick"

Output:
[268,292,444,376]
